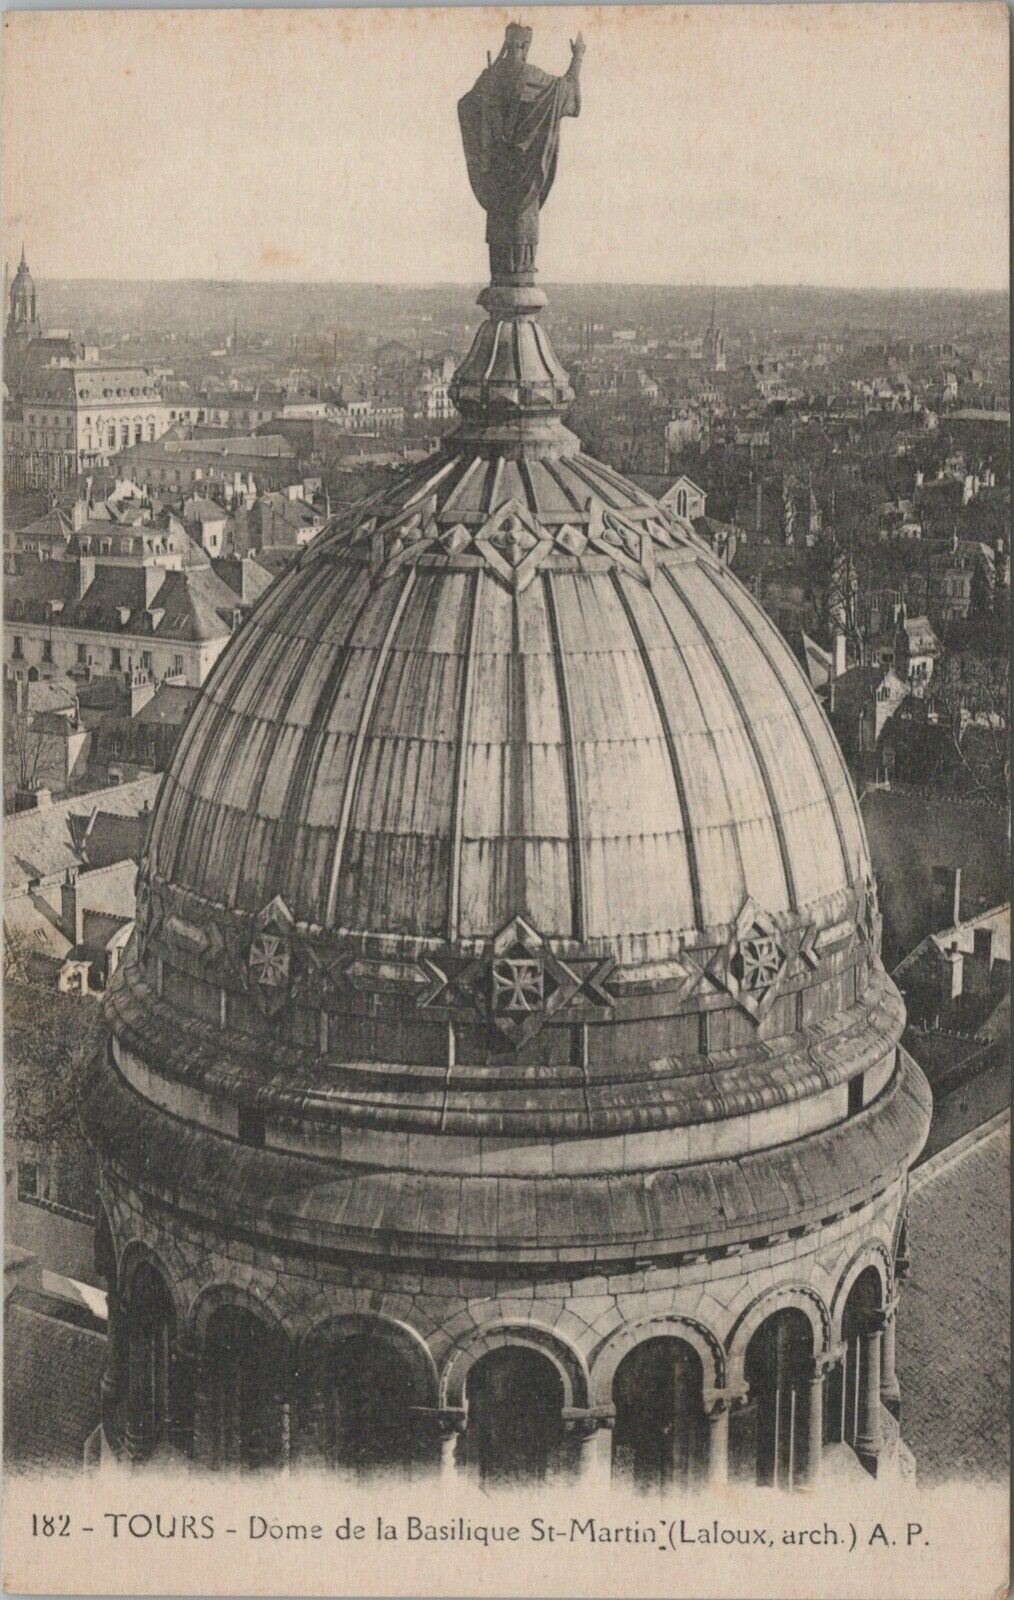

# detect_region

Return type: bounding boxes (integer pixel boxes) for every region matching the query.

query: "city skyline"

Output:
[4,6,1009,293]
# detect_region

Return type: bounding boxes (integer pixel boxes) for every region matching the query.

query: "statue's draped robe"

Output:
[458,62,580,258]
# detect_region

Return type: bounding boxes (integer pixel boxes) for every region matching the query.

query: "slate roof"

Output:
[210,556,274,604]
[183,495,229,524]
[3,1302,104,1468]
[134,682,200,727]
[5,557,241,644]
[4,776,158,891]
[22,364,162,406]
[894,902,1011,981]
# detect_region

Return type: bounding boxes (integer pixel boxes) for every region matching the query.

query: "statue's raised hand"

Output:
[570,32,586,58]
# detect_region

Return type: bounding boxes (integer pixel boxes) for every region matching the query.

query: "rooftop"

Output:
[898,1117,1010,1483]
[5,553,244,644]
[4,775,158,893]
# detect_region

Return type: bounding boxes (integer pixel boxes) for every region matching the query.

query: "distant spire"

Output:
[708,286,716,332]
[20,242,26,268]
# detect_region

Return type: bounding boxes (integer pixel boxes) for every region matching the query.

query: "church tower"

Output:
[703,287,726,372]
[5,244,43,393]
[6,244,41,340]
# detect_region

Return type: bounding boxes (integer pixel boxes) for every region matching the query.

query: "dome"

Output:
[148,449,866,955]
[116,292,907,1167]
[109,59,913,1202]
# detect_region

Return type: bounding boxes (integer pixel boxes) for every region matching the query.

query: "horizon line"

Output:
[20,275,1010,299]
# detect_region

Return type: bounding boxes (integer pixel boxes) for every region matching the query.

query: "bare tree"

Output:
[5,705,53,795]
[4,929,102,1148]
[933,652,1010,816]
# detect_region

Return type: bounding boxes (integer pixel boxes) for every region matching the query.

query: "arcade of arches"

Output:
[95,1206,911,1488]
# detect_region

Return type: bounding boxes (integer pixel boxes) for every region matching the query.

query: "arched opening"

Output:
[198,1306,287,1470]
[835,1267,885,1450]
[611,1337,706,1491]
[739,1309,814,1489]
[462,1345,573,1486]
[306,1333,422,1475]
[125,1261,175,1460]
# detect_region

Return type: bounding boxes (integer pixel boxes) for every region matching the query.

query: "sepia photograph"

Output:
[1,6,1009,1597]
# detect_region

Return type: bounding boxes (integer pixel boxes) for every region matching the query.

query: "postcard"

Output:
[2,6,1009,1596]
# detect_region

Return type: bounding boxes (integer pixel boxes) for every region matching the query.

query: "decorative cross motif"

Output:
[731,932,783,995]
[585,496,655,586]
[248,932,290,989]
[491,955,545,1013]
[419,913,616,1048]
[246,895,294,1017]
[707,897,789,1022]
[474,498,553,591]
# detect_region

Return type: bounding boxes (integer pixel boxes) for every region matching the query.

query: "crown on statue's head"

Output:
[505,22,533,46]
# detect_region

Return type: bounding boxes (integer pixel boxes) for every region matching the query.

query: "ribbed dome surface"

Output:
[146,445,867,965]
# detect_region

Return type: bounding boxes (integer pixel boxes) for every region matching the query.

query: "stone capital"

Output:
[704,1385,750,1417]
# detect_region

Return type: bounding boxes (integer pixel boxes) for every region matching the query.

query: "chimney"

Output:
[61,865,83,947]
[943,941,964,1003]
[931,865,961,933]
[71,497,88,532]
[78,554,95,598]
[832,630,847,681]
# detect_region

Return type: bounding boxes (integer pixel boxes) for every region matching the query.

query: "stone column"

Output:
[438,1418,464,1482]
[411,1408,466,1481]
[123,1307,152,1463]
[169,1339,195,1459]
[880,1300,901,1419]
[101,1289,128,1450]
[703,1399,729,1486]
[854,1312,886,1471]
[798,1356,831,1490]
[565,1416,614,1494]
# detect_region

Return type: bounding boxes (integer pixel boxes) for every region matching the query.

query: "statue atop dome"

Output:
[458,23,584,285]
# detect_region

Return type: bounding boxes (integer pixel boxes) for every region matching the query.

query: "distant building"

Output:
[894,900,1010,1041]
[829,664,910,786]
[6,362,171,491]
[182,496,232,557]
[663,408,704,462]
[658,474,706,522]
[246,486,327,555]
[702,291,726,372]
[4,245,42,372]
[895,613,940,695]
[112,430,297,497]
[4,534,251,692]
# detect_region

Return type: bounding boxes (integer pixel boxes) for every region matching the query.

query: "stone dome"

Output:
[148,449,866,953]
[108,285,919,1188]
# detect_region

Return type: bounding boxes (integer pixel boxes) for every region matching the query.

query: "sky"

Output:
[3,4,1009,290]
